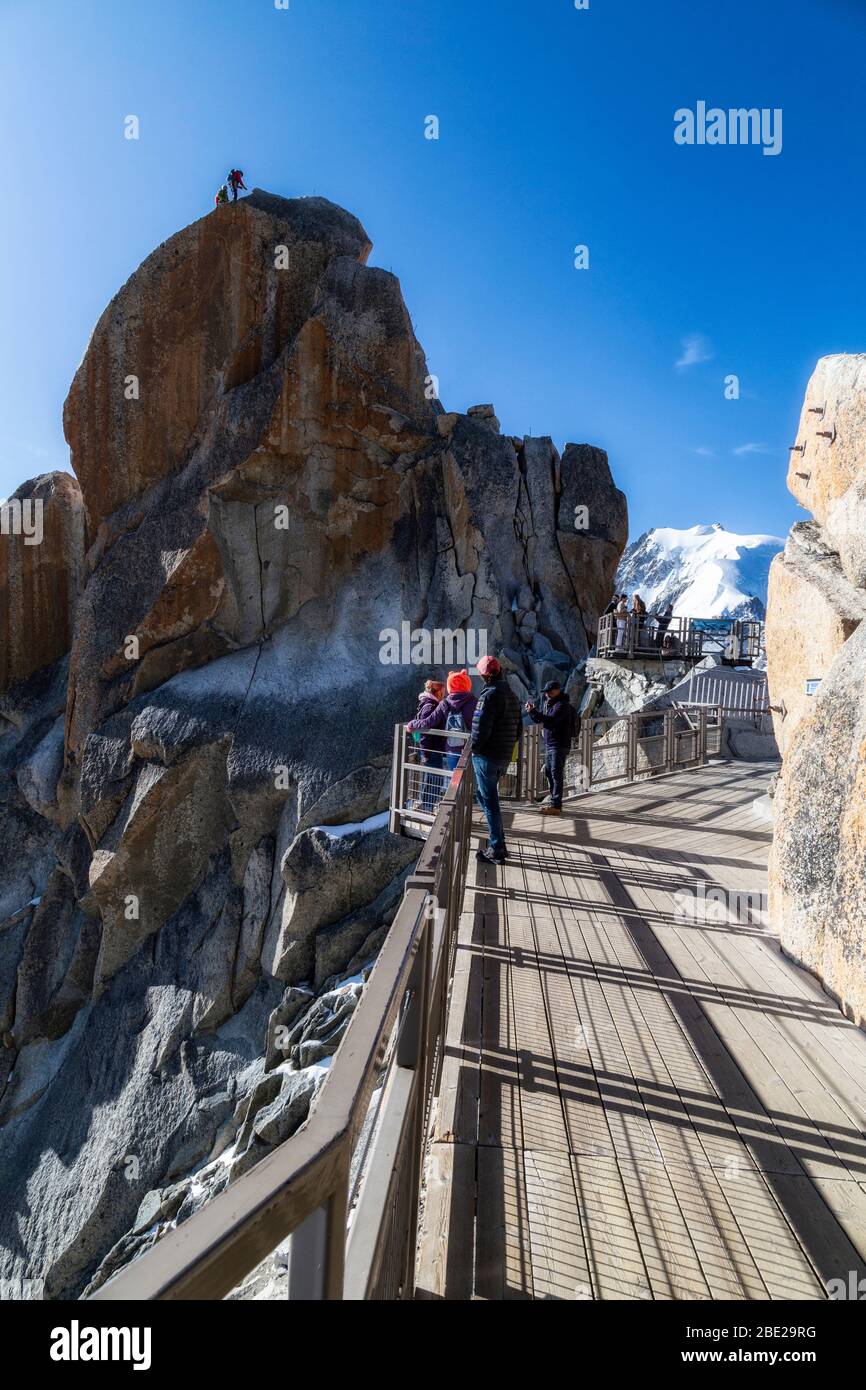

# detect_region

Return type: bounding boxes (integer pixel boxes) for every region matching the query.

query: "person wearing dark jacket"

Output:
[654,602,673,648]
[406,680,446,813]
[471,655,521,863]
[525,680,572,814]
[631,593,648,649]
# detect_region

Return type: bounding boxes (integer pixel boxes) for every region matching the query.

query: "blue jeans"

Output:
[472,755,509,856]
[419,751,444,813]
[544,747,567,808]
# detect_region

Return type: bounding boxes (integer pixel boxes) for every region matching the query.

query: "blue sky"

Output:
[2,0,864,540]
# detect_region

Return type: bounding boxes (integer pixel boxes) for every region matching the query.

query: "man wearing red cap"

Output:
[471,656,521,864]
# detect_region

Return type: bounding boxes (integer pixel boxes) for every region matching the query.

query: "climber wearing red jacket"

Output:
[227,169,247,201]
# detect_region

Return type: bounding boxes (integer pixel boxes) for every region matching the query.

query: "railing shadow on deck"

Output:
[422,856,866,1299]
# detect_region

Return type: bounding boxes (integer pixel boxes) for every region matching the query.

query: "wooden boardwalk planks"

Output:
[415,760,866,1300]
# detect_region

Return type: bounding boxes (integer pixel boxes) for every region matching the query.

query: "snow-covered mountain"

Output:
[614,523,784,620]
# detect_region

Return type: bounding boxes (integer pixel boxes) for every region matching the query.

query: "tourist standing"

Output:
[471,656,521,864]
[407,680,446,813]
[615,595,629,652]
[525,679,573,815]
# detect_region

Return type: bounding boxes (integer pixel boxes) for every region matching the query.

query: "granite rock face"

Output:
[770,622,866,1025]
[0,192,627,1295]
[0,473,85,695]
[766,522,866,754]
[767,355,866,1025]
[785,353,866,589]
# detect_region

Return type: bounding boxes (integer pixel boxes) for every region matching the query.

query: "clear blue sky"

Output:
[2,0,864,540]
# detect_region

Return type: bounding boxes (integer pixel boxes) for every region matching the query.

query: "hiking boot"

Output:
[540,805,562,816]
[477,848,506,865]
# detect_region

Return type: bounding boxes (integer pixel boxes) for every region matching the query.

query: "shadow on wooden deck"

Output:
[416,762,866,1301]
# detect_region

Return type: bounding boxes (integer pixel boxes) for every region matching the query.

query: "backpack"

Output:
[568,700,580,741]
[445,708,467,738]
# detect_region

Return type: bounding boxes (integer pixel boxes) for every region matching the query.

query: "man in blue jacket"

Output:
[525,680,572,815]
[471,655,521,863]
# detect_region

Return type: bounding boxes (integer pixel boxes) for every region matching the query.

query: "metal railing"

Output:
[597,613,763,665]
[574,705,719,790]
[389,722,540,837]
[93,745,476,1302]
[694,619,764,664]
[389,708,723,828]
[677,669,769,720]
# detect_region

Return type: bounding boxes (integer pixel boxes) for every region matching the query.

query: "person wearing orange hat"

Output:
[441,670,478,770]
[470,655,521,863]
[407,671,477,774]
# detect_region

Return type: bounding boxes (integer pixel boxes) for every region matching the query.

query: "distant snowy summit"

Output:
[614,523,784,621]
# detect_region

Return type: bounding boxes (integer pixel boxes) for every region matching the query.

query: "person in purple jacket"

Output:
[407,669,478,780]
[439,670,478,769]
[407,679,446,813]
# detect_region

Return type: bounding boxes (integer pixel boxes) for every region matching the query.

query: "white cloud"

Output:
[694,447,715,457]
[733,442,772,456]
[675,333,713,370]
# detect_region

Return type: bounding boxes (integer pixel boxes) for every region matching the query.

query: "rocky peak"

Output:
[0,192,627,1297]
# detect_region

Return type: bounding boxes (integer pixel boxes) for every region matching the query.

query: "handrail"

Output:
[390,720,541,837]
[389,708,723,824]
[678,669,769,719]
[572,704,721,792]
[596,612,763,664]
[92,743,476,1301]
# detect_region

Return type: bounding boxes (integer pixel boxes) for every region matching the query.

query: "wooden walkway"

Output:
[415,760,866,1300]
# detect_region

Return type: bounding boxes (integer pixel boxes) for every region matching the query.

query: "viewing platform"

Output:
[596,613,764,666]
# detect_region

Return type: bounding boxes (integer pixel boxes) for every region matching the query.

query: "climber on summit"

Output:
[214,184,229,208]
[227,169,247,201]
